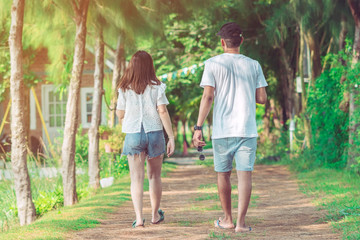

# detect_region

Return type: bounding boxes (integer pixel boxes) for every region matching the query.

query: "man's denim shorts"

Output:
[122,125,165,158]
[212,137,257,172]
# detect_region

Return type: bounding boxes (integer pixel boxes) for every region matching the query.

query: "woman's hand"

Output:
[167,138,175,157]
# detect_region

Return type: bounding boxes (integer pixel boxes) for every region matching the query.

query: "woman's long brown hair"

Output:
[118,51,161,94]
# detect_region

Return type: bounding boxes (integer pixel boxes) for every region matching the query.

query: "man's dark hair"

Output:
[217,22,243,48]
[224,38,242,48]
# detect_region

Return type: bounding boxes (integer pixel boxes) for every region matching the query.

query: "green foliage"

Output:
[0,50,10,102]
[0,170,92,232]
[74,125,89,166]
[52,125,90,166]
[99,154,129,179]
[112,155,129,178]
[307,68,348,167]
[256,128,289,164]
[33,185,63,217]
[0,177,132,239]
[99,125,126,154]
[307,43,360,170]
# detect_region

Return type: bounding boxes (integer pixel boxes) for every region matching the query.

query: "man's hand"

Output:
[193,130,206,147]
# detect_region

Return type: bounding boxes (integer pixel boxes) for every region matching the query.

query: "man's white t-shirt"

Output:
[200,53,268,139]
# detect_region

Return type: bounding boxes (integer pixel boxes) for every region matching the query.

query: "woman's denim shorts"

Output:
[122,125,166,158]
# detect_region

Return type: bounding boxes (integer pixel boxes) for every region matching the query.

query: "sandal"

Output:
[151,209,165,224]
[132,218,145,228]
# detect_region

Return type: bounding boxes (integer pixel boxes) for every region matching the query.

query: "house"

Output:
[0,47,113,156]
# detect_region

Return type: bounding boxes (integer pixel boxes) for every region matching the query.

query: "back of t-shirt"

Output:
[200,53,268,139]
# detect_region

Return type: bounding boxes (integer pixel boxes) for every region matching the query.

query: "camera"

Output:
[197,146,205,161]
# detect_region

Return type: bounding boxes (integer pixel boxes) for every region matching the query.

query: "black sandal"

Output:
[151,209,165,224]
[132,218,145,228]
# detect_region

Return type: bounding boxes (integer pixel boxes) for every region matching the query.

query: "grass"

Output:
[196,158,214,167]
[0,178,131,240]
[0,162,176,240]
[207,231,232,239]
[297,168,360,240]
[0,171,92,232]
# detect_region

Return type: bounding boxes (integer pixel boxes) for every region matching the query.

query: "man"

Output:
[193,22,267,233]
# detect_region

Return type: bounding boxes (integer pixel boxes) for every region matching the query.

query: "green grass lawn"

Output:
[0,162,176,240]
[297,168,360,240]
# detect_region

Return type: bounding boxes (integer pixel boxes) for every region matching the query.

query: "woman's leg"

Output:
[146,154,163,223]
[128,152,146,226]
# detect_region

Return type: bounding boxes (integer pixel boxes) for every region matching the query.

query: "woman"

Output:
[116,50,175,228]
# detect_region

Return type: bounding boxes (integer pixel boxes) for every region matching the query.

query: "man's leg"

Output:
[235,170,252,232]
[128,152,146,227]
[215,171,235,229]
[146,154,163,223]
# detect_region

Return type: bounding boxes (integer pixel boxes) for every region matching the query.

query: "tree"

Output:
[8,0,36,225]
[61,0,90,206]
[347,0,360,170]
[108,33,125,127]
[299,19,312,148]
[96,0,157,128]
[259,1,298,127]
[87,16,105,189]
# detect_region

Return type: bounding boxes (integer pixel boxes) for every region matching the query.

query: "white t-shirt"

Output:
[117,82,169,133]
[200,53,268,139]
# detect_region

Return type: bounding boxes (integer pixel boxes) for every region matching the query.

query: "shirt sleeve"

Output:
[255,61,268,88]
[200,61,215,88]
[116,89,126,110]
[157,83,169,106]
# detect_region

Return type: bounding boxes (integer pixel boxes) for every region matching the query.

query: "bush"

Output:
[99,125,125,154]
[99,154,128,179]
[75,125,89,165]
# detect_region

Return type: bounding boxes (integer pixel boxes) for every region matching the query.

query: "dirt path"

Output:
[70,164,340,240]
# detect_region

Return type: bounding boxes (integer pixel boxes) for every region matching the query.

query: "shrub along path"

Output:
[70,163,340,239]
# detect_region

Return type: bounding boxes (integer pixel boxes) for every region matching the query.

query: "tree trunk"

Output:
[347,0,360,170]
[278,47,295,128]
[270,99,281,129]
[109,33,125,127]
[262,100,270,141]
[305,31,322,84]
[61,0,89,206]
[88,29,104,189]
[9,0,36,226]
[181,119,188,156]
[299,21,312,149]
[22,85,30,150]
[339,15,348,51]
[339,15,350,112]
[172,117,179,141]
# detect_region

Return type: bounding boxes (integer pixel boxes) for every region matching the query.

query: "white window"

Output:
[81,88,107,128]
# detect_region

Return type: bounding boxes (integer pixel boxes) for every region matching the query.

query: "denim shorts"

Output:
[213,137,257,172]
[122,125,165,158]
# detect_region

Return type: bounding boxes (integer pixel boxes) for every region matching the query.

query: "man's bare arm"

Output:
[193,86,215,147]
[256,87,267,104]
